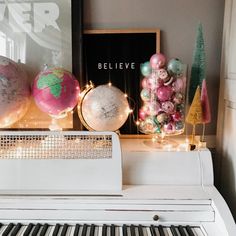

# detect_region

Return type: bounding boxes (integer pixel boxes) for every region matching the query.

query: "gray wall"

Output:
[84,0,225,135]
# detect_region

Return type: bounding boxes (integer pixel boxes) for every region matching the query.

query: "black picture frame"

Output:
[83,29,160,134]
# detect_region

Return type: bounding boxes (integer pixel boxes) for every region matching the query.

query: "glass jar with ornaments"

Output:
[138,53,186,139]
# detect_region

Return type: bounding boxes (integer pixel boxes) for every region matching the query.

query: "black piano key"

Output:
[102,225,107,236]
[185,226,195,236]
[170,226,178,236]
[60,224,68,236]
[82,224,88,236]
[110,225,115,236]
[149,226,156,236]
[157,226,165,236]
[53,224,61,236]
[10,223,22,236]
[137,225,143,236]
[122,225,128,236]
[23,223,34,236]
[73,224,80,236]
[2,223,14,236]
[89,224,95,236]
[178,226,187,236]
[40,224,49,236]
[130,225,136,236]
[32,224,42,236]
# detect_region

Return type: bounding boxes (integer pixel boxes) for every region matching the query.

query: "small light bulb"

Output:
[108,82,112,86]
[136,120,140,126]
[124,94,128,98]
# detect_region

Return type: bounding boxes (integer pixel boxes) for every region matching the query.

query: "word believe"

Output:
[98,62,136,70]
[0,1,60,33]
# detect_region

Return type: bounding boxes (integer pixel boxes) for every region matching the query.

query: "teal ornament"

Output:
[139,117,157,134]
[167,58,183,77]
[140,88,151,102]
[175,121,184,130]
[140,61,152,77]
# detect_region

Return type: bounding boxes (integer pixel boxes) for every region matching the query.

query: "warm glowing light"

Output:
[108,82,112,86]
[124,94,128,98]
[129,109,133,113]
[135,120,140,126]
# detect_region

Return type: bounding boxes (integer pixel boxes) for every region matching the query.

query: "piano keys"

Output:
[0,223,205,236]
[0,131,235,236]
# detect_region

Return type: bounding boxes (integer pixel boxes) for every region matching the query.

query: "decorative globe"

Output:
[78,84,130,131]
[0,56,30,127]
[32,67,80,118]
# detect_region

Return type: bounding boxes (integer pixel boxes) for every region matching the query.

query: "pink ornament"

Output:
[141,77,148,88]
[172,77,186,93]
[146,76,158,90]
[172,112,182,121]
[156,86,173,102]
[139,108,147,120]
[150,53,166,69]
[143,101,160,116]
[163,122,175,133]
[161,101,175,114]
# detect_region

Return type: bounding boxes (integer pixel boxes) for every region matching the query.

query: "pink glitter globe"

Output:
[32,67,80,118]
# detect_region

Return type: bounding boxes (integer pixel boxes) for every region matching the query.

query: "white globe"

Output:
[79,84,130,131]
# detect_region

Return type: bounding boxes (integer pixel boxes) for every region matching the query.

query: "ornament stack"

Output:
[138,53,186,136]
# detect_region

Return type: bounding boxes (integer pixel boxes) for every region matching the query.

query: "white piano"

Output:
[0,131,235,236]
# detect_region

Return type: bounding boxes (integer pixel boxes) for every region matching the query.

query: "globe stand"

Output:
[143,133,178,150]
[49,118,62,131]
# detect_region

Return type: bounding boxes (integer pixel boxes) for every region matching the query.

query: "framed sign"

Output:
[83,29,160,134]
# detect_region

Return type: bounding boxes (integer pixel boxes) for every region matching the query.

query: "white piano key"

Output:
[0,226,8,236]
[126,227,131,236]
[69,226,75,236]
[98,227,102,236]
[174,229,180,236]
[192,228,204,236]
[134,227,139,236]
[182,228,189,236]
[16,226,27,236]
[145,227,152,236]
[114,226,119,236]
[86,226,90,236]
[119,226,123,236]
[141,226,147,236]
[106,226,110,236]
[166,228,173,236]
[66,226,72,236]
[154,226,160,236]
[47,226,54,236]
[93,226,99,236]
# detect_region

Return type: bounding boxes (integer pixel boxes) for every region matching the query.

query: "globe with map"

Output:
[78,84,130,131]
[0,56,30,128]
[32,67,80,118]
